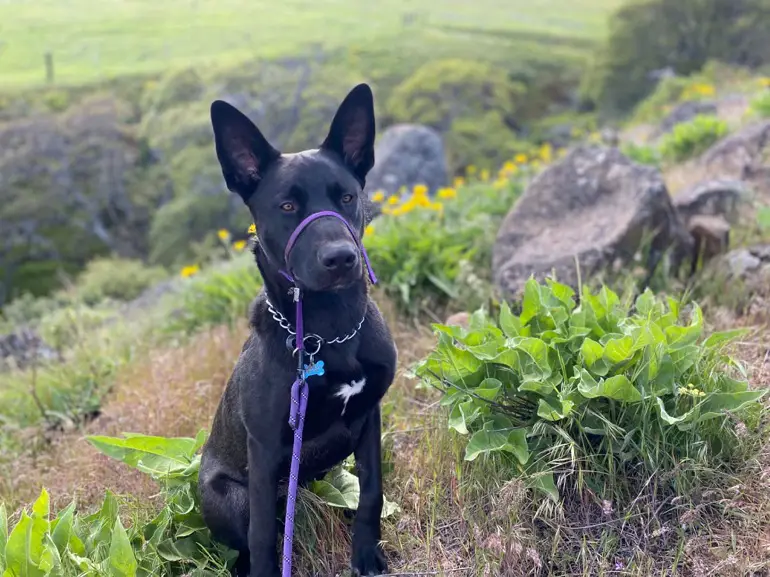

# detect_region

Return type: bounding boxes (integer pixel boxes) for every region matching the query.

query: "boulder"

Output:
[364,124,448,199]
[701,121,770,179]
[657,101,717,135]
[673,178,750,225]
[492,145,692,298]
[723,244,770,278]
[687,215,730,273]
[0,327,58,371]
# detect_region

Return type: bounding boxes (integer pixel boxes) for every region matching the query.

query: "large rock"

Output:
[364,124,448,198]
[673,178,751,225]
[493,145,691,298]
[0,327,58,371]
[701,121,770,180]
[657,101,717,136]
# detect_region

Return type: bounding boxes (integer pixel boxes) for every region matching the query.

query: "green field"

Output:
[0,0,622,88]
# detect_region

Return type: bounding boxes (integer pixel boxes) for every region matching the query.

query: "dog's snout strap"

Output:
[281,210,377,285]
[280,210,377,577]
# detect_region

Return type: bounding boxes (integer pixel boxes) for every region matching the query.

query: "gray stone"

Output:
[701,121,770,179]
[726,248,762,277]
[658,101,717,135]
[673,178,751,225]
[364,124,448,199]
[492,145,692,298]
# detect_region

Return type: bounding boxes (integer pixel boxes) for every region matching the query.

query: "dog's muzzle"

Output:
[279,210,377,286]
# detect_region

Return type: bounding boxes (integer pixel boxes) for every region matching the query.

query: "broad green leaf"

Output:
[513,337,551,377]
[448,400,480,435]
[310,468,360,510]
[703,328,749,349]
[696,391,767,423]
[530,471,559,503]
[50,502,84,557]
[108,518,137,577]
[656,397,697,426]
[87,434,201,481]
[156,536,201,562]
[577,371,642,403]
[3,512,46,577]
[476,378,502,401]
[635,289,655,316]
[505,428,530,465]
[382,496,400,519]
[465,418,529,464]
[469,309,487,331]
[603,336,633,363]
[499,302,521,338]
[580,338,604,367]
[546,279,576,310]
[520,279,542,325]
[536,399,573,421]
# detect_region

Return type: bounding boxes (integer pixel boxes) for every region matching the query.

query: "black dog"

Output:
[198,84,397,577]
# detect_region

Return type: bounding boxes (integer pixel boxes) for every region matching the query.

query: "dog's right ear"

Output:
[211,100,280,202]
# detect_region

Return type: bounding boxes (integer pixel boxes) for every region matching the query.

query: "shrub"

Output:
[165,253,262,334]
[416,279,767,504]
[621,142,661,166]
[659,114,727,162]
[74,257,168,305]
[365,174,524,315]
[584,0,770,116]
[750,90,770,117]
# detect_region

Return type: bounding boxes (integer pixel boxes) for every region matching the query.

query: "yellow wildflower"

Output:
[466,165,477,175]
[493,178,508,190]
[413,184,429,197]
[232,240,247,252]
[760,77,770,88]
[502,161,516,173]
[539,143,553,163]
[429,201,444,213]
[372,190,385,203]
[381,206,393,215]
[438,187,457,199]
[514,153,528,164]
[387,195,400,205]
[217,229,230,241]
[247,223,257,235]
[180,264,200,278]
[480,169,490,182]
[453,176,465,188]
[364,224,375,237]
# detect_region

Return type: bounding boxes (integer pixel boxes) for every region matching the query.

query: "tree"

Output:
[584,0,770,117]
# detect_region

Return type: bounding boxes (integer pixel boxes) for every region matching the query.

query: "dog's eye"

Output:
[341,194,354,204]
[280,202,295,213]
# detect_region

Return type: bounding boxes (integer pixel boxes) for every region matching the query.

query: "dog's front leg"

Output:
[351,404,387,576]
[247,434,281,577]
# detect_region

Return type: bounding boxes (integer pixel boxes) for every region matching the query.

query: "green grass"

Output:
[0,0,622,88]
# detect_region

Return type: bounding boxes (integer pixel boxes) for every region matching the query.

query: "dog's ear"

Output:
[211,100,280,201]
[321,83,375,184]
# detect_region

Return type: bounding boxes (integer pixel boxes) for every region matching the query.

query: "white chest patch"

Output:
[335,378,366,415]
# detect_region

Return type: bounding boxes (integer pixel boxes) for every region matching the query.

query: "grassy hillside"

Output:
[0,0,621,88]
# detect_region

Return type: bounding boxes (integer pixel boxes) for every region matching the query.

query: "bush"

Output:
[417,279,767,504]
[621,142,661,166]
[365,173,524,315]
[74,257,168,305]
[659,114,727,162]
[750,89,770,117]
[385,59,526,170]
[585,0,770,116]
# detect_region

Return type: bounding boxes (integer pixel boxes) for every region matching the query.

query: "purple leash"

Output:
[278,211,376,577]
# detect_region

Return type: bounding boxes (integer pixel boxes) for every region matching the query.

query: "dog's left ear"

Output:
[321,83,376,184]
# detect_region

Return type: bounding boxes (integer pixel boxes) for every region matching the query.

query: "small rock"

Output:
[492,145,692,298]
[364,124,448,201]
[444,312,470,328]
[688,214,730,272]
[673,178,750,225]
[726,248,763,277]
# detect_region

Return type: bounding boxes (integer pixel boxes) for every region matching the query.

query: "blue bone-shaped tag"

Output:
[301,360,325,380]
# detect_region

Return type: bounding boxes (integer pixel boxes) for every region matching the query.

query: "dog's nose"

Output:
[319,243,359,272]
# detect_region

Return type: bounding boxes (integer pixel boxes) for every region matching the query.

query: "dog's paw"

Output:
[351,541,387,576]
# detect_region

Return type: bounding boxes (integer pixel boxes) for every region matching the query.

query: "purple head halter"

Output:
[279,210,376,577]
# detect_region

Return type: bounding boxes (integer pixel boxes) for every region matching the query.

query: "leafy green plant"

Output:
[621,142,661,167]
[750,90,770,118]
[417,278,767,504]
[659,114,727,162]
[365,179,522,315]
[0,432,399,576]
[165,254,262,334]
[74,258,168,306]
